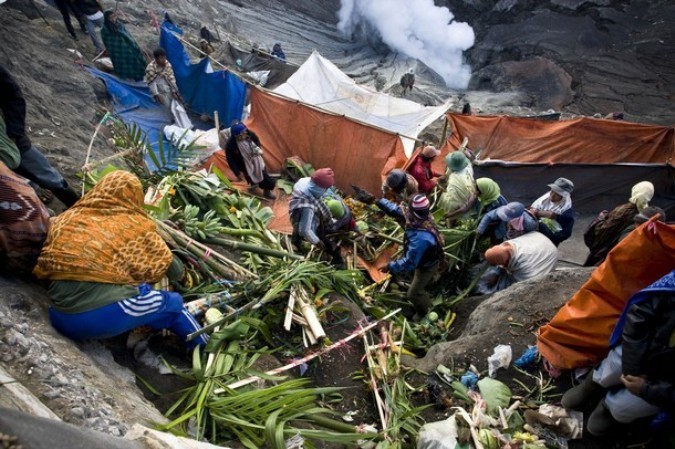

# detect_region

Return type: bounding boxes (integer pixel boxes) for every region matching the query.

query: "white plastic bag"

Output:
[171,100,194,130]
[417,415,458,449]
[487,344,512,378]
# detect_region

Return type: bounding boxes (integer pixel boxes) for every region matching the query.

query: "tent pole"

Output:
[440,116,449,145]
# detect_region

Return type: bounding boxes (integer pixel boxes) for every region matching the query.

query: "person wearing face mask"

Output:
[528,177,575,246]
[289,168,342,266]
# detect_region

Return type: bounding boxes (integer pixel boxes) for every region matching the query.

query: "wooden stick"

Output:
[81,114,109,195]
[215,309,401,392]
[82,147,136,172]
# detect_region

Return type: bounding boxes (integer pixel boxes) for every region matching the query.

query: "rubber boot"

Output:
[52,182,81,208]
[561,372,606,411]
[587,399,615,437]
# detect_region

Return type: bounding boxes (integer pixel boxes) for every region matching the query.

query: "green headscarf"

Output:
[476,178,500,205]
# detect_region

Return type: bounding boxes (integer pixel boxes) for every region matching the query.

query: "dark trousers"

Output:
[404,263,439,318]
[54,0,84,38]
[16,146,80,207]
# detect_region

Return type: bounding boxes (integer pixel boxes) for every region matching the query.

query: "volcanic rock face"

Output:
[446,0,675,124]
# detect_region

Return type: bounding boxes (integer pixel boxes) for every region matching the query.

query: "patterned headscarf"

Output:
[34,171,172,285]
[628,181,654,213]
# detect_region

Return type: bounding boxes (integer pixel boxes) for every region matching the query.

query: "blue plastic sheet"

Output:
[85,66,172,171]
[159,21,247,127]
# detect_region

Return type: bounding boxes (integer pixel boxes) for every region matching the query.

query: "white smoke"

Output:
[337,0,475,89]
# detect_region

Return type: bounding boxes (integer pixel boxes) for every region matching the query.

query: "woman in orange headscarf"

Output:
[34,171,207,349]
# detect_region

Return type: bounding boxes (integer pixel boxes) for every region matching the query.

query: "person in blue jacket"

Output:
[377,194,445,319]
[477,201,538,243]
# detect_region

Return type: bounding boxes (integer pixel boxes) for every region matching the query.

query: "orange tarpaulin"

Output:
[437,114,674,170]
[537,220,675,371]
[246,88,407,195]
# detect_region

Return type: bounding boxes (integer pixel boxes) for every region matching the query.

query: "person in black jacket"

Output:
[561,269,675,437]
[0,66,80,207]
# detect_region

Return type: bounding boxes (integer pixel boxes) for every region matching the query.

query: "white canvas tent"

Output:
[274,51,451,155]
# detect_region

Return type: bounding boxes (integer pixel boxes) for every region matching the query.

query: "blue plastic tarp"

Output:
[159,21,247,127]
[85,66,172,171]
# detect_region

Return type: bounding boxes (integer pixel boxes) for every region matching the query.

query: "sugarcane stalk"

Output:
[186,297,258,341]
[207,236,303,260]
[364,334,388,432]
[283,293,295,331]
[215,309,401,391]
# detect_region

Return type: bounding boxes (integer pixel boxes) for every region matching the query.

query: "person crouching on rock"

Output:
[33,171,209,350]
[289,168,343,266]
[227,124,276,199]
[381,168,418,203]
[561,269,675,438]
[378,194,445,320]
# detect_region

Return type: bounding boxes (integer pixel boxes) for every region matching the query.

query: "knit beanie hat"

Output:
[325,199,345,218]
[231,123,247,136]
[485,243,512,267]
[310,168,335,189]
[445,151,469,172]
[496,202,525,221]
[409,194,430,218]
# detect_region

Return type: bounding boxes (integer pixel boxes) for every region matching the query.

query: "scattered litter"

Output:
[514,345,538,368]
[460,370,478,389]
[487,344,512,377]
[417,415,458,449]
[342,410,358,422]
[524,404,583,440]
[285,433,304,449]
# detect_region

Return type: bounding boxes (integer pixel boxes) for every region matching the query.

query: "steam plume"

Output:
[337,0,475,89]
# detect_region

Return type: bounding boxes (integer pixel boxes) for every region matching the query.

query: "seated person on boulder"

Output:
[377,194,445,320]
[561,269,675,437]
[0,65,80,207]
[407,145,442,194]
[289,168,343,266]
[528,177,575,246]
[33,171,208,350]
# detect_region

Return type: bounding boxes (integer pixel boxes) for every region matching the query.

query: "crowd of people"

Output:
[1,4,672,441]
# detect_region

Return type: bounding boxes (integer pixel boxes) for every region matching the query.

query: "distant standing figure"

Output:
[54,0,86,40]
[271,43,286,61]
[101,10,147,81]
[144,48,182,111]
[199,39,215,58]
[74,0,105,54]
[400,68,415,95]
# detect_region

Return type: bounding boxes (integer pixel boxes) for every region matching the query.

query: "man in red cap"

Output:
[378,194,444,319]
[288,168,343,266]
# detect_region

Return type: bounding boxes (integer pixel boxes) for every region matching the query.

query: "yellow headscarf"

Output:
[34,171,172,285]
[629,181,654,213]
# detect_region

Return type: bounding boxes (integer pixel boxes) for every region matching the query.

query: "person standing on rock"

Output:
[400,68,415,95]
[271,43,286,61]
[101,10,147,81]
[33,171,209,350]
[74,0,106,54]
[226,124,276,199]
[0,65,80,207]
[377,194,445,319]
[53,0,87,41]
[144,47,182,112]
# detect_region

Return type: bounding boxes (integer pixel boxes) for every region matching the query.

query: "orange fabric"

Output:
[246,88,407,195]
[537,220,675,371]
[437,114,674,172]
[34,171,173,285]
